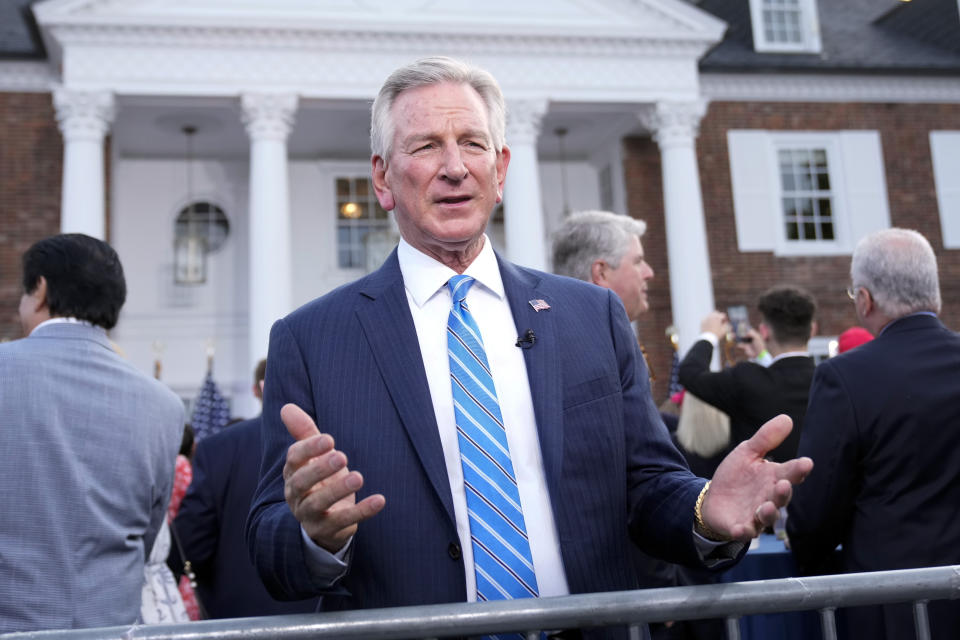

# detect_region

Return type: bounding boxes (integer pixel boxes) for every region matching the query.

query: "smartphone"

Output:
[726,305,753,342]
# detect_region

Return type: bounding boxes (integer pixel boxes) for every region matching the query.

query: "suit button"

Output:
[448,542,461,560]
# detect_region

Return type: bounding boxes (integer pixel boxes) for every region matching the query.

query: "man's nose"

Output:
[439,146,468,181]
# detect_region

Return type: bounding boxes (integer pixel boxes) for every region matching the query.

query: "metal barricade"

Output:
[5,565,959,640]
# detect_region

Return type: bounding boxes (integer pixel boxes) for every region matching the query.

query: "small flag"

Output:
[190,371,230,442]
[529,299,551,312]
[668,350,683,397]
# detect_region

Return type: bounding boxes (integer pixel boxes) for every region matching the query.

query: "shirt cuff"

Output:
[697,332,719,349]
[300,525,352,586]
[693,529,746,568]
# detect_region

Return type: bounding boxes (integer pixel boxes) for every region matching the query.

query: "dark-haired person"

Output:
[678,286,818,470]
[0,234,184,633]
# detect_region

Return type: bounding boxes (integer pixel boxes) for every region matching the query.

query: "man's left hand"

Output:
[701,415,813,541]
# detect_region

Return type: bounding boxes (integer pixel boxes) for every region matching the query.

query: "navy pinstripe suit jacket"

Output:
[247,250,712,613]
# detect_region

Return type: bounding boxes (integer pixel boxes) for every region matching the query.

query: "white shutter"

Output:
[930,131,960,249]
[727,130,777,252]
[838,131,891,246]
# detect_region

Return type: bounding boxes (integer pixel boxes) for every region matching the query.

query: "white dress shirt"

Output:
[398,236,569,599]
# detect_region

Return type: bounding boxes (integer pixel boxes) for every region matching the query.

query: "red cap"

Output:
[838,326,873,354]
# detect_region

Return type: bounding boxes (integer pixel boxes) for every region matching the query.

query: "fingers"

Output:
[282,403,321,442]
[777,456,814,485]
[743,414,793,459]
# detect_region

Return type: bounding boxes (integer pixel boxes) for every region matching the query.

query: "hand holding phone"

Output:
[726,305,753,342]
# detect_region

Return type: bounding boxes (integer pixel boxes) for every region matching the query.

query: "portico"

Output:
[33,0,725,415]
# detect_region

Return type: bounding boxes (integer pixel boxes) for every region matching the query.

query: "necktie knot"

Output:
[448,275,475,306]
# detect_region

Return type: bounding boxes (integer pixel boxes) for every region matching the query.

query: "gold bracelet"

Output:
[694,480,728,541]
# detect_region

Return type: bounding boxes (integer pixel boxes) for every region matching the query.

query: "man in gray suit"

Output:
[0,234,185,633]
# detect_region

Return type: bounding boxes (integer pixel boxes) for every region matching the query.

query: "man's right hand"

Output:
[700,310,732,341]
[281,403,386,553]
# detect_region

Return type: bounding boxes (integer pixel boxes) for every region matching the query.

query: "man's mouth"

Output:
[437,196,471,205]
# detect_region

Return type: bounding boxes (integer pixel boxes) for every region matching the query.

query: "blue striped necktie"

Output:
[446,275,539,606]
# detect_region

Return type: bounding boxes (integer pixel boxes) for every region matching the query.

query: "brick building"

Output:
[0,0,957,409]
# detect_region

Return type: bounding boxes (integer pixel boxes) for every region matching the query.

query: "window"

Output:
[930,131,960,249]
[727,130,890,256]
[335,177,390,269]
[749,0,822,53]
[777,148,834,242]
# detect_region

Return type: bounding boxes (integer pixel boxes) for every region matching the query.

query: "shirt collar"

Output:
[397,235,505,308]
[31,317,96,335]
[770,350,809,364]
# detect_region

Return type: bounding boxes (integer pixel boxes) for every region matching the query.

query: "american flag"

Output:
[667,350,684,397]
[190,371,230,442]
[528,299,551,312]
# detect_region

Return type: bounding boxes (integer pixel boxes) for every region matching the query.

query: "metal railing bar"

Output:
[818,606,837,640]
[4,565,959,640]
[913,599,930,640]
[724,616,740,640]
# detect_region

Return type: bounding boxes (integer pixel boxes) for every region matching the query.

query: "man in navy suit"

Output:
[787,228,960,640]
[247,56,812,635]
[170,362,318,618]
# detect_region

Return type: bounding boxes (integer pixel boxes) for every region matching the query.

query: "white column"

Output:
[53,89,115,239]
[502,99,548,271]
[241,92,297,411]
[641,100,715,358]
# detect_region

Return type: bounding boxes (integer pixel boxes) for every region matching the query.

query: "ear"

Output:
[494,144,511,203]
[810,320,819,338]
[30,276,49,313]
[371,155,395,212]
[590,259,608,287]
[759,322,771,341]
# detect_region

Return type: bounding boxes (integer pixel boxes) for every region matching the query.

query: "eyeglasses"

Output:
[846,285,860,301]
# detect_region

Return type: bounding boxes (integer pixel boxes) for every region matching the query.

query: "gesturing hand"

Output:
[281,403,386,553]
[701,414,813,541]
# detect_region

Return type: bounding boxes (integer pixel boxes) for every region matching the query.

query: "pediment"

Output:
[35,0,725,42]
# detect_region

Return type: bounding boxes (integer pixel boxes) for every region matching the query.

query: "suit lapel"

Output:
[354,251,456,525]
[499,258,564,495]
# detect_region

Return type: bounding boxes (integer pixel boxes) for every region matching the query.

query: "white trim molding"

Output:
[702,73,960,104]
[0,61,58,92]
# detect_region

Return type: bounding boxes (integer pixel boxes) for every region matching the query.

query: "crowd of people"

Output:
[1,56,956,640]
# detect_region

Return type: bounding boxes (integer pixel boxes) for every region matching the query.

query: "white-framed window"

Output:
[748,0,822,54]
[334,175,391,269]
[727,130,890,256]
[930,131,960,249]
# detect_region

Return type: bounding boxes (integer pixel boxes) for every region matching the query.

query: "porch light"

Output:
[174,125,207,285]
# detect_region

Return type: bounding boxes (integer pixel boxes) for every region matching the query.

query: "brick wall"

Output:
[0,92,61,340]
[624,101,960,404]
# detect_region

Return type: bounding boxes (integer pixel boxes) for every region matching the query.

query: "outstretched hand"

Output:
[281,403,386,553]
[701,414,813,541]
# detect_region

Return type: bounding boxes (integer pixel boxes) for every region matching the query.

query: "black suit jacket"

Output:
[677,339,815,466]
[170,418,319,618]
[787,314,960,640]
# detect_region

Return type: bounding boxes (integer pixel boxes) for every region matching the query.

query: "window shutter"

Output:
[727,130,777,252]
[930,131,960,249]
[838,131,891,246]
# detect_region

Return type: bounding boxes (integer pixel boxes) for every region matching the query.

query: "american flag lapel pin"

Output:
[529,299,551,312]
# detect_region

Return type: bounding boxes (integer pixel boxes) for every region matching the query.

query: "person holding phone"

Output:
[677,286,818,469]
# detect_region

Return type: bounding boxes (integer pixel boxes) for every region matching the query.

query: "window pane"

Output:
[336,179,350,197]
[355,179,369,197]
[782,198,798,219]
[818,198,832,218]
[786,222,799,240]
[817,171,831,190]
[821,222,834,240]
[803,221,817,239]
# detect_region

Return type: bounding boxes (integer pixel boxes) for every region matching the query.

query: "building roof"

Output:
[695,0,960,74]
[0,0,44,59]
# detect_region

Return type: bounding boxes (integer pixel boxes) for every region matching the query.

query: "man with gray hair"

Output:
[787,228,960,640]
[552,210,653,322]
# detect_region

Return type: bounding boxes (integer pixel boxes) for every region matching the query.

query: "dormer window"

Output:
[749,0,822,53]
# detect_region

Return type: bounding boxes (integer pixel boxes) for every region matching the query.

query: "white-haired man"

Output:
[788,228,960,640]
[552,210,654,323]
[248,56,813,639]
